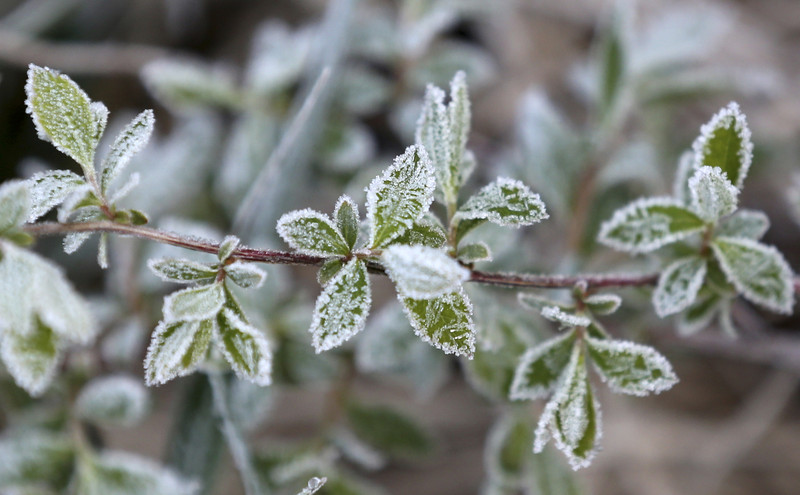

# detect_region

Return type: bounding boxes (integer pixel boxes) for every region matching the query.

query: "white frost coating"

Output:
[415,83,452,200]
[0,432,73,483]
[144,320,210,386]
[455,177,548,227]
[509,330,576,400]
[98,232,109,269]
[541,306,591,328]
[297,477,327,495]
[653,256,707,318]
[82,450,199,495]
[0,181,30,234]
[586,336,679,396]
[56,183,92,223]
[382,245,469,299]
[225,261,267,289]
[0,326,62,397]
[64,231,92,254]
[584,294,622,315]
[310,258,371,353]
[597,197,705,254]
[163,283,225,322]
[276,208,350,256]
[688,166,738,222]
[109,172,141,204]
[217,235,240,261]
[147,257,217,284]
[25,170,85,222]
[366,144,436,248]
[677,294,722,336]
[711,236,794,314]
[691,101,753,189]
[717,209,769,240]
[100,110,155,193]
[672,150,694,205]
[400,286,476,358]
[447,71,471,190]
[75,375,151,427]
[215,308,272,386]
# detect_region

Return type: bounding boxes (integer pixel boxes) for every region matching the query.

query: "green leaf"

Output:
[164,283,225,322]
[100,110,155,194]
[141,59,242,111]
[25,65,98,173]
[215,308,272,386]
[447,71,471,196]
[0,181,30,235]
[455,177,548,227]
[0,432,74,489]
[277,208,350,256]
[389,218,447,248]
[310,258,371,352]
[366,145,435,248]
[484,413,534,486]
[317,258,344,286]
[527,447,585,495]
[334,195,360,250]
[0,316,61,397]
[653,256,707,317]
[599,13,626,114]
[540,307,591,328]
[25,170,86,222]
[346,402,434,460]
[677,289,722,335]
[148,258,218,284]
[217,235,239,262]
[144,319,214,386]
[597,197,706,253]
[74,451,198,495]
[400,287,475,358]
[691,102,752,189]
[75,375,151,427]
[583,294,622,315]
[716,209,769,240]
[688,166,738,222]
[711,236,794,314]
[129,209,149,225]
[509,330,577,400]
[224,261,266,289]
[456,241,492,263]
[382,245,469,299]
[415,83,452,202]
[586,337,679,396]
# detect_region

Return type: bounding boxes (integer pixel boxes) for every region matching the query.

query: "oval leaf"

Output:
[653,256,707,317]
[148,258,217,284]
[164,283,225,322]
[691,101,752,189]
[586,336,679,396]
[215,308,272,386]
[100,109,155,194]
[382,245,469,299]
[509,330,577,400]
[310,258,371,353]
[455,177,548,227]
[144,319,214,386]
[688,166,738,222]
[277,208,350,256]
[400,287,475,358]
[75,375,151,427]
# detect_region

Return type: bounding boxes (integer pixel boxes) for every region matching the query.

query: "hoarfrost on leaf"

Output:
[225,261,267,289]
[217,235,240,262]
[147,258,217,284]
[334,195,360,250]
[447,71,471,195]
[310,258,371,353]
[586,337,679,396]
[382,244,469,299]
[541,306,591,329]
[509,330,577,400]
[277,208,350,257]
[100,110,155,194]
[0,181,30,234]
[144,319,213,386]
[164,283,225,322]
[653,256,707,317]
[456,241,492,263]
[25,170,85,222]
[400,287,475,358]
[215,308,272,386]
[75,375,151,427]
[688,166,738,222]
[415,83,452,202]
[455,177,548,228]
[390,217,447,248]
[0,432,74,487]
[0,317,61,397]
[717,209,769,240]
[584,293,622,315]
[678,290,723,336]
[74,450,199,495]
[691,101,753,189]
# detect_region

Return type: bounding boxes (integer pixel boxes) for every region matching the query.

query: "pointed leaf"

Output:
[677,290,722,335]
[457,241,492,263]
[653,256,707,317]
[691,101,753,189]
[148,258,217,284]
[217,235,240,262]
[277,208,350,256]
[346,402,434,460]
[390,218,447,248]
[334,195,360,250]
[144,319,214,386]
[541,306,591,328]
[25,170,85,222]
[717,209,769,240]
[415,84,452,202]
[711,236,794,314]
[75,375,151,427]
[583,294,622,315]
[215,308,272,386]
[598,197,706,253]
[447,71,471,195]
[400,287,475,358]
[317,258,344,286]
[455,177,548,227]
[485,413,534,486]
[310,258,371,352]
[509,330,577,400]
[382,245,469,299]
[225,261,266,289]
[0,181,30,234]
[164,283,225,322]
[586,337,679,396]
[100,110,155,193]
[688,166,738,221]
[0,317,61,397]
[366,145,435,248]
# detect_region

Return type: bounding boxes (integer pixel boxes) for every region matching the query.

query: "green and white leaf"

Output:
[382,245,469,299]
[310,259,371,353]
[164,283,225,322]
[457,241,492,263]
[653,256,707,317]
[25,170,85,222]
[447,71,471,195]
[586,337,679,396]
[717,209,769,240]
[583,294,622,315]
[541,307,591,329]
[144,319,213,386]
[217,235,240,262]
[0,318,61,397]
[334,195,360,250]
[415,83,452,202]
[74,451,198,495]
[366,145,435,248]
[0,432,74,488]
[147,258,217,284]
[711,236,794,314]
[688,166,738,222]
[389,217,447,248]
[400,287,475,358]
[224,261,266,289]
[75,375,151,427]
[517,293,574,313]
[0,181,30,234]
[484,413,533,487]
[672,150,694,205]
[597,197,706,253]
[691,101,753,189]
[677,290,723,336]
[215,308,272,386]
[509,330,577,400]
[317,259,344,286]
[455,177,548,227]
[346,402,434,460]
[100,109,155,194]
[277,208,350,257]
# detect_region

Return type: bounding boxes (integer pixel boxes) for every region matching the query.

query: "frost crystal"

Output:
[100,110,155,194]
[334,194,360,250]
[310,258,371,353]
[509,330,577,400]
[717,209,769,240]
[415,83,452,200]
[163,283,225,322]
[400,287,475,358]
[540,306,591,328]
[653,256,707,318]
[144,319,213,386]
[217,235,240,261]
[25,170,85,222]
[297,477,327,495]
[382,245,469,299]
[455,177,548,227]
[277,208,350,257]
[75,375,151,427]
[215,308,272,386]
[225,261,267,289]
[586,337,679,396]
[691,101,753,189]
[688,166,738,222]
[584,293,622,315]
[147,258,217,284]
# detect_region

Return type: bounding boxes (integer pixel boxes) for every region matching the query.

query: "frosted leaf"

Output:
[277,208,350,257]
[217,235,240,262]
[366,145,436,248]
[457,241,492,263]
[447,71,471,193]
[586,337,679,396]
[297,477,327,495]
[108,172,141,206]
[518,293,574,313]
[25,170,85,222]
[382,245,469,299]
[653,256,707,318]
[97,232,109,269]
[346,401,434,459]
[390,217,447,248]
[0,317,62,397]
[691,101,753,189]
[711,236,794,314]
[25,65,97,172]
[455,177,548,228]
[147,258,217,284]
[310,258,371,353]
[75,375,151,427]
[245,20,310,95]
[509,330,577,400]
[584,294,622,315]
[717,209,769,240]
[163,283,225,322]
[317,258,344,287]
[0,181,30,234]
[144,319,213,386]
[541,307,591,329]
[90,101,109,143]
[415,83,452,202]
[141,58,240,111]
[64,232,92,254]
[0,432,74,489]
[56,185,96,222]
[74,450,199,495]
[678,290,723,336]
[597,197,706,253]
[400,287,475,358]
[214,308,272,386]
[100,110,155,194]
[331,428,387,471]
[688,166,738,222]
[225,261,266,289]
[484,413,534,486]
[334,195,360,250]
[672,150,694,205]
